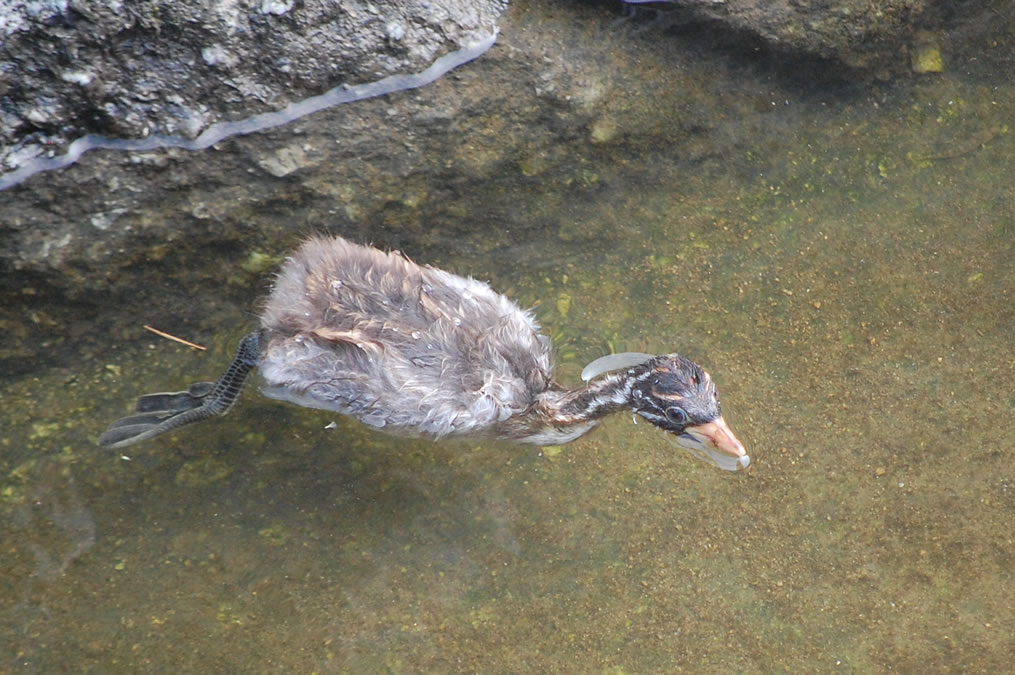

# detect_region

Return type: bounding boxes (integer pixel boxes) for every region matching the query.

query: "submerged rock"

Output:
[622,0,930,70]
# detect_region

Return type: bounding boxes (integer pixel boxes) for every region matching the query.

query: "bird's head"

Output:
[620,354,749,471]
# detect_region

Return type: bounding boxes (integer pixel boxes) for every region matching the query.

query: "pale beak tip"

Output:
[711,416,749,471]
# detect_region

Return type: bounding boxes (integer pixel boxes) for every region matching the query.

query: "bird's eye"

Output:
[665,406,688,425]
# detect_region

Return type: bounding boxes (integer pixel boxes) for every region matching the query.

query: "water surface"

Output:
[2,4,1013,672]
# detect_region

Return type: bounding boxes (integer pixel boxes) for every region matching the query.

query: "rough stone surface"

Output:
[0,0,507,171]
[668,0,928,69]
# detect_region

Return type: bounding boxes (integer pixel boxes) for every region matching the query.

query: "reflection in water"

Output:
[5,465,95,666]
[1,3,1014,672]
[22,476,96,581]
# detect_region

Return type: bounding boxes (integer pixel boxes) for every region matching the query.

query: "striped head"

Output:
[628,354,750,472]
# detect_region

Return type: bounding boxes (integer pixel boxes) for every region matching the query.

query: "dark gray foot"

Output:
[98,332,262,448]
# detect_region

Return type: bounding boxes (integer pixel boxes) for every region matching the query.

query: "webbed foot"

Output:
[98,332,262,448]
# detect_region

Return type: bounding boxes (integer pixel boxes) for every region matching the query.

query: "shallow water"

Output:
[3,4,1014,672]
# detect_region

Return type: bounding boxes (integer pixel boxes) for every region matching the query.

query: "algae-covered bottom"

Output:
[2,4,1014,672]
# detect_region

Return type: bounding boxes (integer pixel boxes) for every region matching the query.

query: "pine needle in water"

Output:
[142,325,207,351]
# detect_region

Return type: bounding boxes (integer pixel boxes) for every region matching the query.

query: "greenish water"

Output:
[3,4,1014,673]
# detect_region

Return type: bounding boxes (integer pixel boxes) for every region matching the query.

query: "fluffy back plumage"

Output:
[258,236,554,438]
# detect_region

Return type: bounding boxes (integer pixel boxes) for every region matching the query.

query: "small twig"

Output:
[142,325,207,351]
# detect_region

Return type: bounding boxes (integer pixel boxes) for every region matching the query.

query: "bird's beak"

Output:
[678,416,750,471]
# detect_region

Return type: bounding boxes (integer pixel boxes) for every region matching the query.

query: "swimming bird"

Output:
[99,236,749,471]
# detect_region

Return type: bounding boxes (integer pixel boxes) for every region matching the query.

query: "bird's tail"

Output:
[98,331,262,448]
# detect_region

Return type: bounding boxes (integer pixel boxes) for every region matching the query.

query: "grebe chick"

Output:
[99,236,749,471]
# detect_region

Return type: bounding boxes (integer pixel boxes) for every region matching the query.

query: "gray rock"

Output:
[0,0,507,171]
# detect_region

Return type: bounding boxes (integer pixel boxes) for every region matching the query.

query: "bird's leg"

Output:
[98,331,262,448]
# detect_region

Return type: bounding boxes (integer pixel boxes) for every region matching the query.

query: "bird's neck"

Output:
[537,372,636,425]
[492,372,643,446]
